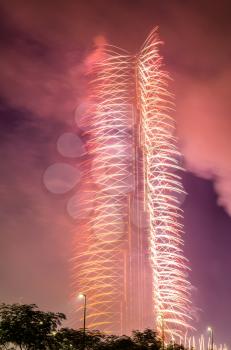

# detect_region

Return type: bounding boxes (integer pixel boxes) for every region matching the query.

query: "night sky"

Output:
[1,0,231,345]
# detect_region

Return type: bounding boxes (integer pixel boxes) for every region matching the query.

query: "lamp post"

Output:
[207,326,214,350]
[158,313,165,350]
[78,293,87,350]
[172,337,175,350]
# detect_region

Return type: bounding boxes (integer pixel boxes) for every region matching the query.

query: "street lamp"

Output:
[78,293,87,350]
[207,326,214,350]
[157,313,165,350]
[172,336,175,350]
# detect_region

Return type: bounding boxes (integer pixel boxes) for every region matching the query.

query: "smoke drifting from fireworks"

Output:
[1,1,231,344]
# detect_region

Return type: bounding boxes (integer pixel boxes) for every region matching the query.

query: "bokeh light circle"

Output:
[43,163,81,194]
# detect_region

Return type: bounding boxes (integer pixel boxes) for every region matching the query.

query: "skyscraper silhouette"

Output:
[73,28,193,339]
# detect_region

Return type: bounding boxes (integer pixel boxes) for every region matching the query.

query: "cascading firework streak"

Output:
[74,28,193,339]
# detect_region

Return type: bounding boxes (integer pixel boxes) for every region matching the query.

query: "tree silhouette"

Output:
[0,303,188,350]
[0,303,65,350]
[53,328,105,349]
[132,329,162,350]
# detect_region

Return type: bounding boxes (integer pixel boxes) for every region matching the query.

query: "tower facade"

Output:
[73,29,193,339]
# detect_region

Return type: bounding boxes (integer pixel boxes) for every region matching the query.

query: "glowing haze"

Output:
[1,0,231,345]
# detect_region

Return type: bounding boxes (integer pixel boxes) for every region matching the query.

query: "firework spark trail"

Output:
[73,49,134,332]
[74,28,193,337]
[137,29,193,338]
[184,334,228,350]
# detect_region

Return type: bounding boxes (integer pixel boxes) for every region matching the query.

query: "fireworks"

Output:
[137,30,193,338]
[182,334,227,350]
[73,28,193,338]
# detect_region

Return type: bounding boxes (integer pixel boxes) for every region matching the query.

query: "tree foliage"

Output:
[0,303,187,350]
[52,328,105,349]
[0,303,65,350]
[132,329,161,349]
